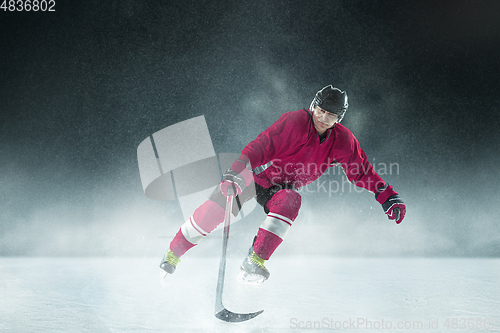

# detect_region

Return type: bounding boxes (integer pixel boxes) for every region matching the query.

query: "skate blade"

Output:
[160,269,168,279]
[237,270,265,285]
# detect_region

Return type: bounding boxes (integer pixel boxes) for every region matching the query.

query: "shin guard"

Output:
[253,189,301,260]
[169,200,225,257]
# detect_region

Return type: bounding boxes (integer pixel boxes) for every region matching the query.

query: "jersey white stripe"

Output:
[253,161,273,175]
[260,214,292,239]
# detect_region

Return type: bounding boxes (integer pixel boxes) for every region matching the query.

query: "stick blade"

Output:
[215,308,264,322]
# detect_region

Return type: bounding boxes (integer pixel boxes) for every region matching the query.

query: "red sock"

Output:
[253,228,284,260]
[169,229,196,257]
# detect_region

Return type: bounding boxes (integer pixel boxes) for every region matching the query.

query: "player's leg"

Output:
[239,187,301,283]
[160,187,226,274]
[160,184,254,275]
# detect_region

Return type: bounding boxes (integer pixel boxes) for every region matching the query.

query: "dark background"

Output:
[1,0,499,257]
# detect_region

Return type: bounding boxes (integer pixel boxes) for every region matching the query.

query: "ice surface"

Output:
[1,257,499,332]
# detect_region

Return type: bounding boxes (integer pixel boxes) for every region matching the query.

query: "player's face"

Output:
[312,106,339,135]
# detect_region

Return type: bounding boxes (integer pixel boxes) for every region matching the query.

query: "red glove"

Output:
[375,185,406,224]
[220,156,253,197]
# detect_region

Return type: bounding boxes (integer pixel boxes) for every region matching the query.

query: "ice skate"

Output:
[238,251,270,285]
[159,250,180,278]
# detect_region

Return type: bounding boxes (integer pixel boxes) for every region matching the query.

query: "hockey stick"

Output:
[214,187,264,322]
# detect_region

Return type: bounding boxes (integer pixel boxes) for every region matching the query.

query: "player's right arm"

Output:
[220,112,304,197]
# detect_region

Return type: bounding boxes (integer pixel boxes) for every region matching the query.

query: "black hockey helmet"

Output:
[310,85,348,122]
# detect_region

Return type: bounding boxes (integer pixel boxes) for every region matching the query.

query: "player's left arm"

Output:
[335,129,406,224]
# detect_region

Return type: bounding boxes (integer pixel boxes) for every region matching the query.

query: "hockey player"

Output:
[160,85,406,283]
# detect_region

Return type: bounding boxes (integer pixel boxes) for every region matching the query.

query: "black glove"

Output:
[220,157,253,197]
[376,185,406,224]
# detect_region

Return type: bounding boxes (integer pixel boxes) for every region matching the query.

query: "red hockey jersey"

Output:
[242,109,385,193]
